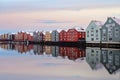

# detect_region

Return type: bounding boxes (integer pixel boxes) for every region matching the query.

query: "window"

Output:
[91,49,94,53]
[91,38,94,41]
[109,38,112,40]
[96,30,98,33]
[91,27,94,32]
[103,29,106,33]
[96,38,98,40]
[96,34,98,37]
[115,28,119,37]
[96,51,98,53]
[91,34,94,36]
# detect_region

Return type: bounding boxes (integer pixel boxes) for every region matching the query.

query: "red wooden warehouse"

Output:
[59,30,67,42]
[67,27,86,42]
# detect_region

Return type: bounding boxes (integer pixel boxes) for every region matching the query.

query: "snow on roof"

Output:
[111,17,120,25]
[26,32,30,34]
[61,28,68,32]
[21,31,25,33]
[42,31,46,35]
[56,29,63,32]
[92,20,103,27]
[75,27,85,32]
[33,30,39,33]
[46,31,52,33]
[69,26,85,32]
[29,32,33,36]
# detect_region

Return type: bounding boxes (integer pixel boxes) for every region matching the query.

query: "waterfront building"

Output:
[8,33,15,41]
[38,31,44,42]
[101,17,120,43]
[33,31,38,42]
[51,30,59,42]
[67,27,85,42]
[86,20,103,43]
[33,31,44,42]
[28,33,33,41]
[59,30,67,42]
[45,31,52,41]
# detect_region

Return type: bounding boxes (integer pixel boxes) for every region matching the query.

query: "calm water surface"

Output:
[0,44,119,80]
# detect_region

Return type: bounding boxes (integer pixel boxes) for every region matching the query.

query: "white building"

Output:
[86,20,103,43]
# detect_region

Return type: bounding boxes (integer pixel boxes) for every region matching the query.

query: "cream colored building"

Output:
[45,31,52,41]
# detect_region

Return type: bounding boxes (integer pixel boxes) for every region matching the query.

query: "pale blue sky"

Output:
[0,0,120,33]
[0,0,120,12]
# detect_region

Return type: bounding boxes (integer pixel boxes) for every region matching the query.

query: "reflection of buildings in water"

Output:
[60,47,85,60]
[51,46,59,57]
[15,45,33,53]
[0,44,33,54]
[101,48,120,74]
[86,47,103,70]
[67,47,85,61]
[33,45,44,55]
[0,44,15,50]
[59,47,67,58]
[45,46,52,55]
[1,44,9,50]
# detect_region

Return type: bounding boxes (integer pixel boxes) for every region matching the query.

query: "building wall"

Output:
[59,30,67,42]
[33,32,44,42]
[86,21,101,43]
[45,32,52,41]
[51,30,59,42]
[101,17,120,42]
[67,29,78,42]
[67,29,85,42]
[33,32,38,42]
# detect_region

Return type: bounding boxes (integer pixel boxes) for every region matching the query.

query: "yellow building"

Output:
[45,31,52,41]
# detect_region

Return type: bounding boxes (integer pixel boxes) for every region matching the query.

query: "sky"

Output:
[0,0,120,33]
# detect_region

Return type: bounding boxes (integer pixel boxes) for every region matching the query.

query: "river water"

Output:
[0,44,119,80]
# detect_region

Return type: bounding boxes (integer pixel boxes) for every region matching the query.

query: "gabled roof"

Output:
[75,27,85,32]
[111,17,120,25]
[56,29,63,33]
[69,27,85,32]
[29,33,33,36]
[92,20,103,27]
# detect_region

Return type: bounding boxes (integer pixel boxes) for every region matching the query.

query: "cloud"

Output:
[36,20,73,24]
[0,0,120,13]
